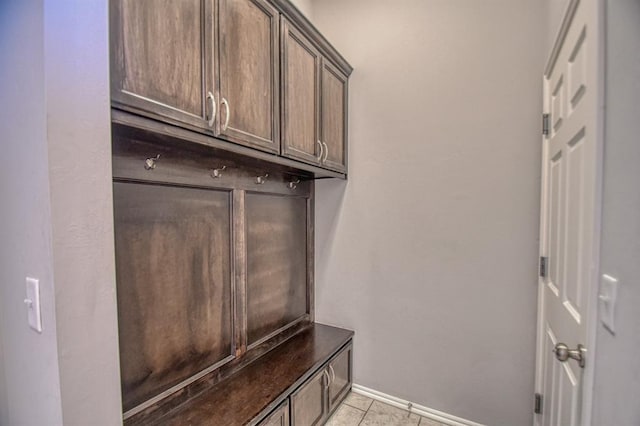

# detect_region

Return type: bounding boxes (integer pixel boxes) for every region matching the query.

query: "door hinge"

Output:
[542,113,550,136]
[534,393,543,414]
[539,256,548,278]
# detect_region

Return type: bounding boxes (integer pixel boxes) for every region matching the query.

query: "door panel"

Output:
[536,0,601,424]
[281,18,321,165]
[290,369,327,426]
[218,0,279,152]
[328,345,352,411]
[110,0,213,131]
[320,59,348,173]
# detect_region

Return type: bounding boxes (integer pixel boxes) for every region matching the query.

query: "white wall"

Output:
[0,1,121,425]
[290,0,313,20]
[544,0,571,54]
[592,1,640,424]
[44,1,122,424]
[0,323,6,426]
[0,1,64,425]
[311,1,544,425]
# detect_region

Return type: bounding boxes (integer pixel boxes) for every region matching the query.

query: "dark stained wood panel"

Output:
[258,400,289,426]
[290,369,326,426]
[328,345,352,411]
[132,324,353,426]
[281,18,321,165]
[245,193,308,345]
[218,0,279,151]
[113,182,234,412]
[110,0,212,130]
[320,59,348,173]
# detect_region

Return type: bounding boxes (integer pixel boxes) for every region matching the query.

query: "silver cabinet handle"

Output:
[329,365,336,385]
[206,91,216,127]
[322,142,329,163]
[316,140,324,162]
[323,370,331,386]
[221,97,230,131]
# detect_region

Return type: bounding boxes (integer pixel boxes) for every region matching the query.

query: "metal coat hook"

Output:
[144,154,161,170]
[255,173,269,185]
[288,178,301,190]
[211,166,227,178]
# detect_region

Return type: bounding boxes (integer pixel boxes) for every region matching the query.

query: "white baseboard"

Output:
[351,384,485,426]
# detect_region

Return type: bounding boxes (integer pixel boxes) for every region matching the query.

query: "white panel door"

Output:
[535,0,602,425]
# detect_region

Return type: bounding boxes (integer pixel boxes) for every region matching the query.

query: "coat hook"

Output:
[288,178,301,190]
[144,154,161,170]
[211,165,227,178]
[255,173,269,185]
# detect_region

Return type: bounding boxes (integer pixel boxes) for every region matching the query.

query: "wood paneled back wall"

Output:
[111,134,314,414]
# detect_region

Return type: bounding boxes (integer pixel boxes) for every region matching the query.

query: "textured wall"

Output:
[290,0,313,19]
[0,1,64,424]
[592,1,640,424]
[311,1,544,425]
[43,1,123,424]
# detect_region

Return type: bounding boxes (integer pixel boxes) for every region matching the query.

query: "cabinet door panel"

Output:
[328,344,353,411]
[259,400,290,426]
[320,59,348,173]
[291,369,327,426]
[218,0,279,152]
[245,193,308,346]
[281,19,321,165]
[110,0,213,130]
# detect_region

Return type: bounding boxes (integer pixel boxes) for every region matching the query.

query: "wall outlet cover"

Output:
[599,274,618,335]
[25,277,43,333]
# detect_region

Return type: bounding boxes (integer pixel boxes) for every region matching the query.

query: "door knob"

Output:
[553,343,586,368]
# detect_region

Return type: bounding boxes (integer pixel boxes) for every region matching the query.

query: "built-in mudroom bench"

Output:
[126,324,353,425]
[109,0,352,424]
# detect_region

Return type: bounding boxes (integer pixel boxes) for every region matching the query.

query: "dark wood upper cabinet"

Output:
[320,59,348,174]
[280,18,321,166]
[110,0,215,132]
[110,0,351,177]
[281,20,349,173]
[218,0,280,153]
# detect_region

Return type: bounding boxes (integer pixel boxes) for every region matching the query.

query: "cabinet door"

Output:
[259,400,290,426]
[320,59,348,173]
[290,369,328,426]
[110,0,214,132]
[281,18,322,166]
[328,344,353,412]
[218,0,280,153]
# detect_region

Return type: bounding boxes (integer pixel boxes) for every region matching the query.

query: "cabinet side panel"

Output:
[114,182,234,411]
[245,193,308,345]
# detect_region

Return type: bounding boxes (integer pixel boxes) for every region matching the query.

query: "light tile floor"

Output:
[325,392,447,426]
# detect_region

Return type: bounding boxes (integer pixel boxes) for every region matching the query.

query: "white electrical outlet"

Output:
[25,277,42,333]
[599,274,618,334]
